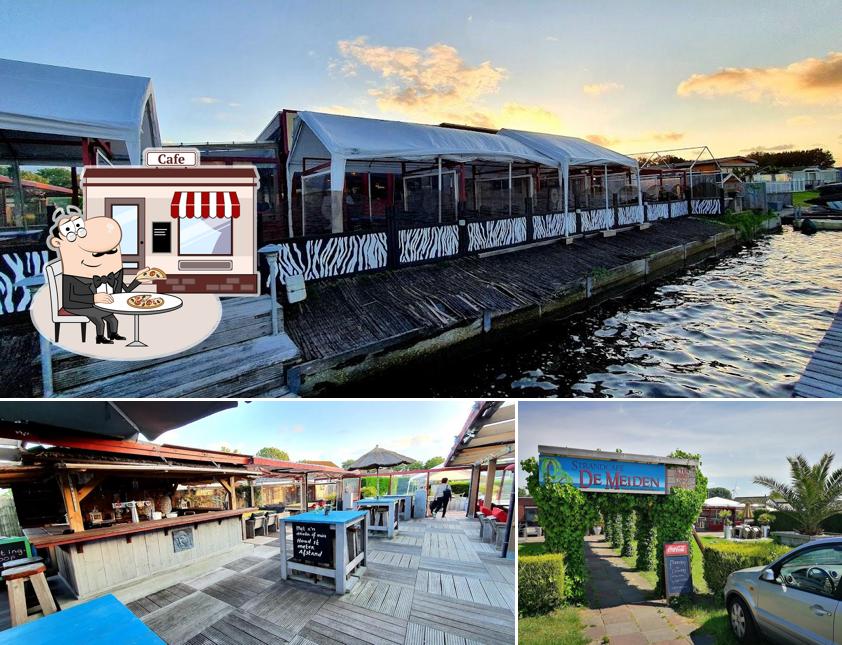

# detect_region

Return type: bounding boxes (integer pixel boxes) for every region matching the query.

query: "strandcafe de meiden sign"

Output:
[539,454,668,494]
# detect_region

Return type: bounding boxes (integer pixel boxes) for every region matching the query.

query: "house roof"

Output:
[446,401,515,467]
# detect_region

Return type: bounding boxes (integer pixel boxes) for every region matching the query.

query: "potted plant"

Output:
[593,519,603,536]
[719,510,733,539]
[757,513,775,538]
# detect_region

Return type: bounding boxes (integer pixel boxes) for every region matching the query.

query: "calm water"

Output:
[342,227,842,398]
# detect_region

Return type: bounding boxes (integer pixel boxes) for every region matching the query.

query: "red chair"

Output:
[480,505,493,517]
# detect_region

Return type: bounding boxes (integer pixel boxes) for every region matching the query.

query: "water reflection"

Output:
[388,228,842,398]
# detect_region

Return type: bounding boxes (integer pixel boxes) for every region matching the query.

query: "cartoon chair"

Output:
[45,258,88,342]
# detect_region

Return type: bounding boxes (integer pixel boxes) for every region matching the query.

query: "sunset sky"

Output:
[3,0,840,161]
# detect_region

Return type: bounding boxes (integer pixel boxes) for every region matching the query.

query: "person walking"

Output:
[430,477,453,519]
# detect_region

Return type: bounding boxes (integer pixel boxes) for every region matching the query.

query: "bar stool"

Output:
[2,561,58,627]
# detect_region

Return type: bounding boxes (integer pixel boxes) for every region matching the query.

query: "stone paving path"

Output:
[580,536,714,645]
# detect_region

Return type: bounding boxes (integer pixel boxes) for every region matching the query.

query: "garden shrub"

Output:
[518,552,566,617]
[652,450,708,595]
[702,541,791,597]
[635,502,656,570]
[621,512,634,558]
[361,485,377,498]
[449,481,470,496]
[522,457,598,602]
[771,512,842,534]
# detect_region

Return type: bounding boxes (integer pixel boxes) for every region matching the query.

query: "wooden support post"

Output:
[57,471,84,532]
[467,465,480,518]
[75,474,106,503]
[300,474,307,511]
[230,477,238,510]
[484,459,497,507]
[70,166,80,207]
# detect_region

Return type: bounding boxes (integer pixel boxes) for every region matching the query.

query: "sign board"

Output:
[144,148,200,167]
[172,527,194,553]
[664,541,693,598]
[666,466,697,491]
[293,522,333,568]
[539,455,667,494]
[0,536,31,565]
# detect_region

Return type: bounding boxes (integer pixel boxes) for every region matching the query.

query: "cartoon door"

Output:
[104,198,145,269]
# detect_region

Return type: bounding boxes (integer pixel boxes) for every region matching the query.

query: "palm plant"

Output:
[754,452,842,536]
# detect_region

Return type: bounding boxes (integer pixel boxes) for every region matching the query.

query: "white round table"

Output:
[94,292,183,348]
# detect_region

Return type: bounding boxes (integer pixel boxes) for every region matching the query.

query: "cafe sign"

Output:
[538,447,698,495]
[144,147,200,167]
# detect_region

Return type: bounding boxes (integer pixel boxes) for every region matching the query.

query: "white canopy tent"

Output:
[283,111,556,233]
[703,496,743,509]
[499,129,641,217]
[0,58,160,165]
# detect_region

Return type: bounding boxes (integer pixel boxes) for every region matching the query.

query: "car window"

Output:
[775,544,842,599]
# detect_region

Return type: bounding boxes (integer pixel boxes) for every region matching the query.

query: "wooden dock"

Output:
[48,296,299,398]
[118,514,514,644]
[794,301,842,397]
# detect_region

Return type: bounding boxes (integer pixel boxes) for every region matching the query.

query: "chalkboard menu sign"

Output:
[0,536,31,565]
[293,522,333,568]
[664,541,692,597]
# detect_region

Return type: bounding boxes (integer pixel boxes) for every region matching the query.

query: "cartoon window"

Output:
[179,218,232,255]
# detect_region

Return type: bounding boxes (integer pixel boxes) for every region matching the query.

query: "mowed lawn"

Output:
[793,190,819,208]
[518,542,589,645]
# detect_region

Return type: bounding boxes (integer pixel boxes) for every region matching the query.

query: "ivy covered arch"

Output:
[522,449,707,601]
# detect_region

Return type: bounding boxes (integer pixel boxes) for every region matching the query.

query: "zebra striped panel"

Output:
[399,225,459,264]
[646,202,669,221]
[580,208,614,232]
[618,205,644,226]
[691,199,720,215]
[671,201,689,218]
[467,217,527,252]
[533,212,576,239]
[1,250,50,315]
[276,232,388,284]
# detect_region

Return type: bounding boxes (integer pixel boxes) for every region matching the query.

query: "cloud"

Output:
[583,82,624,96]
[677,51,842,105]
[331,37,561,131]
[584,131,684,148]
[545,36,559,42]
[193,96,220,104]
[739,143,795,152]
[786,115,815,126]
[585,134,621,147]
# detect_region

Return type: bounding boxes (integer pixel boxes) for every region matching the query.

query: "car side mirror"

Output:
[761,569,775,582]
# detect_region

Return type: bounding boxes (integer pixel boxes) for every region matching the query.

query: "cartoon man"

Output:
[47,206,151,344]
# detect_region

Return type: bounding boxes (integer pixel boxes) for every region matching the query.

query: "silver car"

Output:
[724,537,842,644]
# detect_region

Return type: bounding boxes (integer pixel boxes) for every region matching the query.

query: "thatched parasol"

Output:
[347,445,415,497]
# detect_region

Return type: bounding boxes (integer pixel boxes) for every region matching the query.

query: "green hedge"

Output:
[450,482,470,496]
[771,513,842,534]
[702,541,791,597]
[519,553,566,617]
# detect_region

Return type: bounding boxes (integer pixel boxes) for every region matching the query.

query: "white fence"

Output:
[764,180,806,194]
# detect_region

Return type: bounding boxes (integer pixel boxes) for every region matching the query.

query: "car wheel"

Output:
[728,596,758,643]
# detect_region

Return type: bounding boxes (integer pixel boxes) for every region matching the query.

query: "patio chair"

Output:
[490,508,509,549]
[45,259,89,342]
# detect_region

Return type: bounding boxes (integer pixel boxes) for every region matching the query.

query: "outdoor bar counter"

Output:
[355,498,400,538]
[279,510,367,594]
[26,508,254,600]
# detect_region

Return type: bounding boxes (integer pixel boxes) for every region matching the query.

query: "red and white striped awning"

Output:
[170,191,240,218]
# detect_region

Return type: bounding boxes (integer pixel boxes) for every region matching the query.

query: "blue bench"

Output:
[0,593,163,644]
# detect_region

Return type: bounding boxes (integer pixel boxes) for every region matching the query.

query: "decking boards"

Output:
[119,515,514,644]
[795,302,842,397]
[52,296,299,398]
[286,218,726,363]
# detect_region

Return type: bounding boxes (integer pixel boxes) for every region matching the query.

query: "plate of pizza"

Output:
[136,267,167,281]
[127,294,165,310]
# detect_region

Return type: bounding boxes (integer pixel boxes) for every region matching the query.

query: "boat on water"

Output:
[806,182,842,212]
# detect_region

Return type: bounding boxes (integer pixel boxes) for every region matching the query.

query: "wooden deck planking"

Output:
[286,218,726,363]
[795,302,842,397]
[121,515,514,645]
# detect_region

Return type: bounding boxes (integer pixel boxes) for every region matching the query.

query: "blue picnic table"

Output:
[0,594,163,644]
